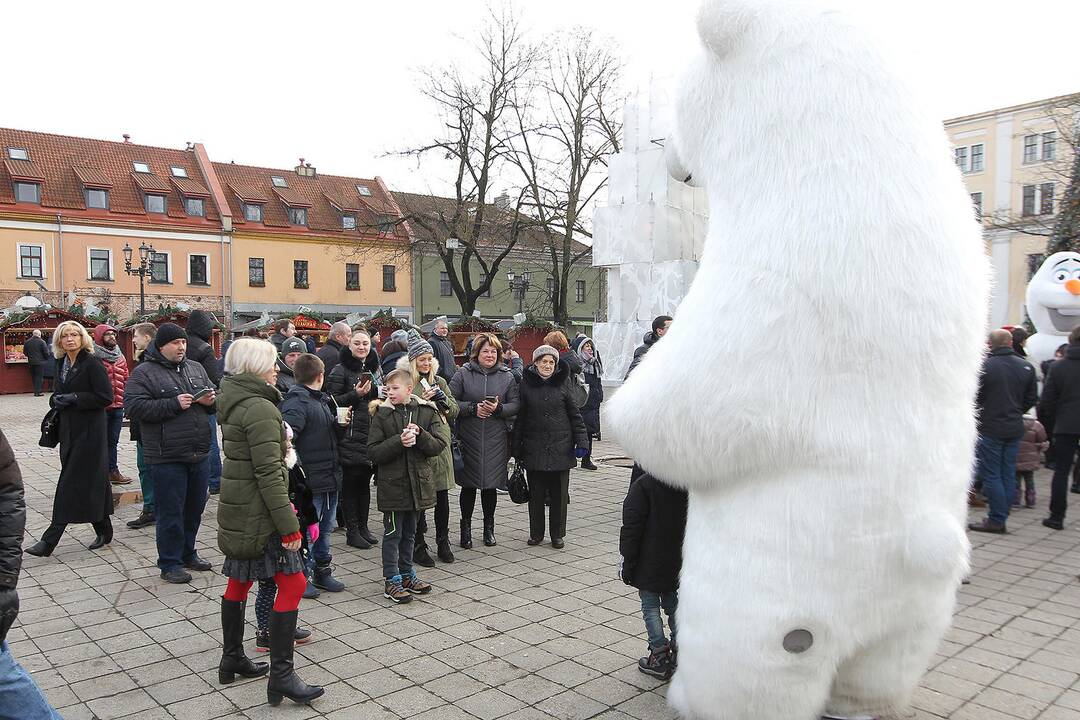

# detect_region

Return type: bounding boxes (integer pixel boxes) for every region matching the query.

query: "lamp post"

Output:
[122,241,154,315]
[506,268,530,314]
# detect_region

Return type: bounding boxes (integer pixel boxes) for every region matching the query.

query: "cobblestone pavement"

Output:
[3,392,1080,720]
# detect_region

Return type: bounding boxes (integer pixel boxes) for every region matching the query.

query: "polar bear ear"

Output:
[696,0,756,59]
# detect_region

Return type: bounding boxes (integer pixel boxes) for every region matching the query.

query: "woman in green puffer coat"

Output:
[398,329,459,565]
[214,337,322,707]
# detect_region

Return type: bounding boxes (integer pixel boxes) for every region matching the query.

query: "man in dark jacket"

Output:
[269,319,295,353]
[317,322,352,376]
[124,323,217,583]
[22,330,50,396]
[187,311,223,493]
[1037,325,1080,530]
[428,319,457,383]
[970,329,1038,534]
[276,337,305,395]
[624,315,672,379]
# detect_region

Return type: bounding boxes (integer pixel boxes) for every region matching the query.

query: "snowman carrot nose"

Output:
[1067,279,1080,295]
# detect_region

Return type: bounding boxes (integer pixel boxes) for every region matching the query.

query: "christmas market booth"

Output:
[505,318,557,365]
[0,309,96,395]
[290,314,331,346]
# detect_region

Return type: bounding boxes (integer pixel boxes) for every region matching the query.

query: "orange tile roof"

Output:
[3,158,45,182]
[130,171,171,193]
[170,176,210,198]
[72,165,112,188]
[273,187,312,208]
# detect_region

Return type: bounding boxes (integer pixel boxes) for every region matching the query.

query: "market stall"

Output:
[291,314,331,347]
[0,309,95,395]
[118,311,222,367]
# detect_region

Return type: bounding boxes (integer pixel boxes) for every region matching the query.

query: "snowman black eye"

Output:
[1055,271,1069,282]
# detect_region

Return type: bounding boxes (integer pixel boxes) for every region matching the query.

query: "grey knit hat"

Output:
[407,328,434,361]
[280,337,306,357]
[532,344,560,363]
[390,329,409,345]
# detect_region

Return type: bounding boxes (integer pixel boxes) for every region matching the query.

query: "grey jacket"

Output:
[449,362,520,490]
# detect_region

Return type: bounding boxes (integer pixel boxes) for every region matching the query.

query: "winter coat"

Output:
[579,344,604,437]
[316,338,346,377]
[380,341,408,378]
[404,367,459,492]
[325,346,381,467]
[367,397,449,512]
[503,357,524,382]
[51,350,114,524]
[186,310,222,387]
[1016,416,1048,472]
[279,384,342,494]
[305,336,316,353]
[274,358,297,396]
[22,335,49,366]
[1038,344,1080,436]
[269,332,288,352]
[216,373,300,559]
[428,333,458,383]
[449,361,520,490]
[0,428,25,595]
[124,345,215,465]
[619,472,688,594]
[976,346,1038,440]
[93,326,129,412]
[512,364,589,472]
[624,331,659,379]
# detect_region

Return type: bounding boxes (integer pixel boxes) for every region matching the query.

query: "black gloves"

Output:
[0,588,18,643]
[51,393,77,409]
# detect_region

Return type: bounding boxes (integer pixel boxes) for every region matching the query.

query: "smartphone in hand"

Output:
[484,395,497,404]
[192,387,214,401]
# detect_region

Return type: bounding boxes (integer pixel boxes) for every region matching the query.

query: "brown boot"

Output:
[967,489,986,508]
[109,470,132,485]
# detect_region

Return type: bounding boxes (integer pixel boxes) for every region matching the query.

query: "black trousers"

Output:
[460,488,497,523]
[1050,433,1078,522]
[29,364,44,395]
[41,517,112,547]
[417,489,450,542]
[527,470,569,541]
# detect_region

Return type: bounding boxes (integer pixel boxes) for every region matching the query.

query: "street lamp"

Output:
[506,268,530,314]
[123,241,154,315]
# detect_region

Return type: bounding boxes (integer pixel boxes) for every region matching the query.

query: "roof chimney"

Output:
[122,134,131,143]
[295,158,316,177]
[494,192,512,210]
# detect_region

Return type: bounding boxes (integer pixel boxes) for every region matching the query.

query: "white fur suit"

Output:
[605,2,990,718]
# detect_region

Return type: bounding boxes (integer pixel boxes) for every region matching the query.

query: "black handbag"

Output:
[508,464,530,504]
[39,408,60,448]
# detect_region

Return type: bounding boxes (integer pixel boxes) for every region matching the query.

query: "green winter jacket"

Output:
[409,373,459,492]
[367,396,449,512]
[216,373,300,559]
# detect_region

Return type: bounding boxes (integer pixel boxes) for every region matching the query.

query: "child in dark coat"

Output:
[620,471,688,680]
[1015,414,1048,508]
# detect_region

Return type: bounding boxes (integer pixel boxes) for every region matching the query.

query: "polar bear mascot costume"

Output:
[605,1,990,719]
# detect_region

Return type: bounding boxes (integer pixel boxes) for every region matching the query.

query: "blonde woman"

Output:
[398,329,459,564]
[25,321,114,557]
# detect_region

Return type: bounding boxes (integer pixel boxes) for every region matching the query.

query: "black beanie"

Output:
[154,322,188,349]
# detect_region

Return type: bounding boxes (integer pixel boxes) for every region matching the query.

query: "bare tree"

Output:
[510,29,622,326]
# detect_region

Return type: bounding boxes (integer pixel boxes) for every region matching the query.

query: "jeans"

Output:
[152,459,210,571]
[527,470,569,541]
[136,442,154,513]
[29,364,44,395]
[382,510,417,579]
[0,641,62,719]
[1049,433,1078,523]
[207,414,222,492]
[639,590,678,651]
[309,491,338,566]
[975,434,1020,525]
[106,408,124,472]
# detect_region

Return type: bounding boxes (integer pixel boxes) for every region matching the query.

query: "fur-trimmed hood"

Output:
[368,394,436,417]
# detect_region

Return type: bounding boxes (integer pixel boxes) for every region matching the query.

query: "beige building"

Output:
[945,93,1077,326]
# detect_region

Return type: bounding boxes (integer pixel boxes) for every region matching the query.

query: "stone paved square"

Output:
[4,392,1080,719]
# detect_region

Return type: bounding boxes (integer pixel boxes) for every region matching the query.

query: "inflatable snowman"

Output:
[1025,252,1080,369]
[605,1,990,719]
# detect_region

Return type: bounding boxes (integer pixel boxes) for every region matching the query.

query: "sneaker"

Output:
[126,511,155,529]
[314,563,345,592]
[968,519,1007,534]
[160,569,192,584]
[1043,518,1065,530]
[303,580,321,599]
[638,644,673,679]
[384,577,413,604]
[402,573,432,595]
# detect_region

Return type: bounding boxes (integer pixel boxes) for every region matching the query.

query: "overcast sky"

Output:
[6,0,1077,197]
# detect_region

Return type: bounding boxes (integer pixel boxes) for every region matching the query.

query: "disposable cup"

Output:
[336,407,350,426]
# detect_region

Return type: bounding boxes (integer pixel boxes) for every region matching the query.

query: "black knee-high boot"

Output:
[218,598,268,684]
[266,610,324,706]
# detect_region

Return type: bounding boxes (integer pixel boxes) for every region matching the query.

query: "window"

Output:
[184,197,205,217]
[479,273,491,298]
[14,182,40,204]
[145,194,166,214]
[382,265,396,291]
[346,263,360,290]
[1023,135,1039,164]
[287,207,307,226]
[439,272,452,296]
[356,185,371,196]
[18,245,43,279]
[576,280,586,303]
[969,144,984,172]
[132,161,151,173]
[1040,183,1055,215]
[248,257,265,287]
[170,166,187,178]
[244,203,263,222]
[971,192,983,221]
[1043,131,1056,161]
[342,215,356,230]
[377,215,395,233]
[89,249,111,281]
[1023,184,1056,216]
[150,252,170,283]
[6,147,28,161]
[271,176,288,188]
[294,260,309,288]
[954,146,968,172]
[1022,185,1036,216]
[85,188,109,209]
[189,254,208,285]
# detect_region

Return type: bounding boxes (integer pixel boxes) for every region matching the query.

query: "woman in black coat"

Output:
[576,337,604,470]
[324,329,380,549]
[512,345,588,549]
[26,321,114,557]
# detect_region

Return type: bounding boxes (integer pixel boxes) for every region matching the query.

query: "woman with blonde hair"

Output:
[398,329,459,565]
[25,321,114,557]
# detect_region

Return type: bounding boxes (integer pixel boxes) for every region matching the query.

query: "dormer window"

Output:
[356,185,371,196]
[377,215,396,233]
[14,182,40,204]
[170,166,187,178]
[145,194,167,214]
[272,176,288,188]
[342,215,357,230]
[185,197,205,217]
[133,161,151,173]
[7,148,29,161]
[244,203,263,222]
[287,207,307,226]
[86,188,109,209]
